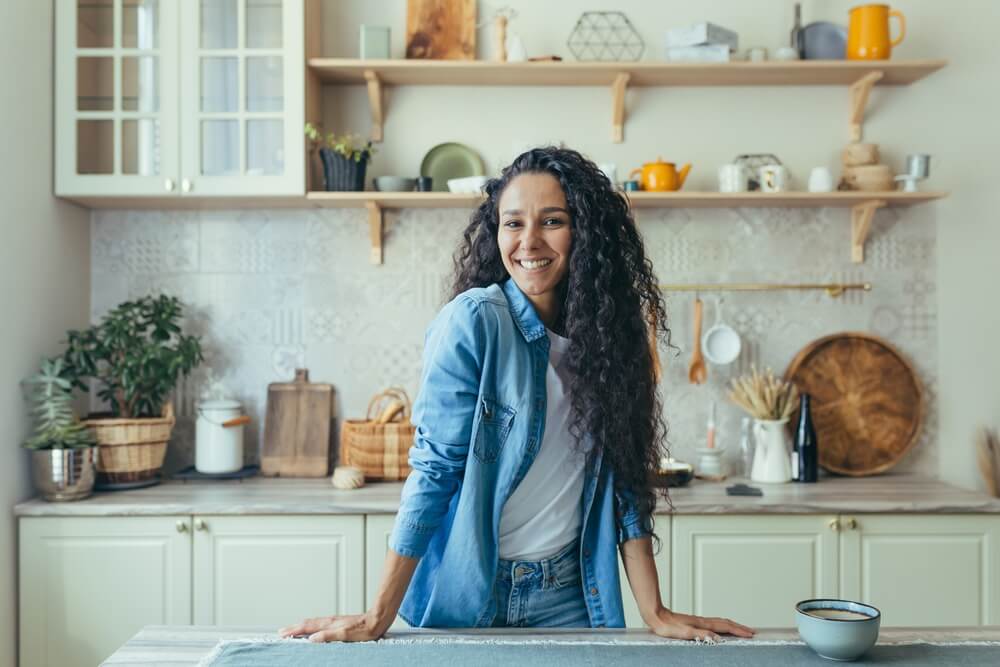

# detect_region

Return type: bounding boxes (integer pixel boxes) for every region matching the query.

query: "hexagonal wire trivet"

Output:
[567,11,645,62]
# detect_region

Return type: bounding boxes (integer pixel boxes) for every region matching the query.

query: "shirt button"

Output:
[590,587,598,596]
[584,549,591,557]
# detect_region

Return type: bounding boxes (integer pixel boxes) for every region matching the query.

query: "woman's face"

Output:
[497,172,572,300]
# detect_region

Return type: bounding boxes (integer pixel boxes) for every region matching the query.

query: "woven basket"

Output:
[340,388,416,481]
[83,402,175,485]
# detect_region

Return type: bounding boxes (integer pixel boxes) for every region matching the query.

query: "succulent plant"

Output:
[22,357,95,450]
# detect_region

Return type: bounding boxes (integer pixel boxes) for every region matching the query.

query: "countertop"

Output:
[103,626,1000,666]
[15,473,1000,517]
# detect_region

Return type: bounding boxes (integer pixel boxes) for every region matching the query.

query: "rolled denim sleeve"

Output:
[389,296,483,559]
[614,484,655,544]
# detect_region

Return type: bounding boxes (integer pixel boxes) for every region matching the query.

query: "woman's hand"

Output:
[278,611,388,643]
[648,607,755,643]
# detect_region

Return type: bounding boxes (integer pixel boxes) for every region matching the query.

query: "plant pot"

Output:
[31,447,98,501]
[319,147,368,191]
[83,402,175,490]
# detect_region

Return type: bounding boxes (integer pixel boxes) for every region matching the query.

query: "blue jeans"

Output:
[491,539,591,628]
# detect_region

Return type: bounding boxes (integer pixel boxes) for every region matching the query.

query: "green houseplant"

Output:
[305,121,375,191]
[22,358,98,501]
[59,294,204,488]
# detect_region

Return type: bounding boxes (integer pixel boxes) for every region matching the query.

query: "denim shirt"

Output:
[389,278,654,628]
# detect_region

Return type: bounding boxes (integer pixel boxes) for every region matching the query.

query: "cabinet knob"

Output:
[164,178,175,192]
[828,518,841,532]
[181,178,193,193]
[845,518,859,531]
[195,519,208,532]
[175,520,189,533]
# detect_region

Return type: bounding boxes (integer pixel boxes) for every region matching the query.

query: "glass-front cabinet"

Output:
[56,0,304,198]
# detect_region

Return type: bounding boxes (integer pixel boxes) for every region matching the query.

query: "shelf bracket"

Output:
[364,70,384,143]
[366,200,384,265]
[850,199,886,263]
[848,71,884,141]
[611,72,630,143]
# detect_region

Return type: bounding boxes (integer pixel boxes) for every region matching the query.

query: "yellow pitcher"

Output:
[629,158,691,192]
[847,4,905,60]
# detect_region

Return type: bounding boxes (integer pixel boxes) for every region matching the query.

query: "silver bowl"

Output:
[796,598,881,661]
[32,447,98,501]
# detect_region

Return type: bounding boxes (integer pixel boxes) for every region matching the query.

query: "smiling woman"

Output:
[280,147,754,644]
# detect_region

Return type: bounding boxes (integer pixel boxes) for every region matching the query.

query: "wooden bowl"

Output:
[842,142,880,167]
[840,164,893,191]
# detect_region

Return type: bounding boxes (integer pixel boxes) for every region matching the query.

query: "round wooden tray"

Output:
[784,332,924,476]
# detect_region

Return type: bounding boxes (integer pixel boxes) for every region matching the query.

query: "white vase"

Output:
[750,419,792,483]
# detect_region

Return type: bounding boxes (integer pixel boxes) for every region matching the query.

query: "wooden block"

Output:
[406,0,476,60]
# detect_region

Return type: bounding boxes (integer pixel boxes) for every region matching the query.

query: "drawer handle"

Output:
[195,519,208,532]
[828,518,841,532]
[845,518,858,531]
[175,520,189,533]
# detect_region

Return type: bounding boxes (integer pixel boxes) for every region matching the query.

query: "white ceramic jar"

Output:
[195,399,245,474]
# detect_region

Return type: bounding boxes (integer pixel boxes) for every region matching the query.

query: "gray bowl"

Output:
[373,176,416,192]
[796,599,881,661]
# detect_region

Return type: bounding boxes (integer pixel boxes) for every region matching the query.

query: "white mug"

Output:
[718,164,749,193]
[759,165,790,192]
[808,166,834,192]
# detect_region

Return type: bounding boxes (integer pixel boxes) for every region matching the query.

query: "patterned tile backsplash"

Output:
[91,204,937,477]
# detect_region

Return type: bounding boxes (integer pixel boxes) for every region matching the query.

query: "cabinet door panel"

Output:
[840,515,1000,627]
[192,515,364,626]
[672,515,838,628]
[19,516,191,667]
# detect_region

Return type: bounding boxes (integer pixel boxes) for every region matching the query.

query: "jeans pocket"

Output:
[550,557,582,590]
[472,396,515,464]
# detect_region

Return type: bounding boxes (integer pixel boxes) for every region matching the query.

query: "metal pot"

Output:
[31,447,98,501]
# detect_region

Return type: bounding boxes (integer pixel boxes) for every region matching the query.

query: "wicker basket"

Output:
[83,402,175,486]
[340,388,416,481]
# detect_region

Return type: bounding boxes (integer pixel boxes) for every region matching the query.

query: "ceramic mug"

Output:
[808,167,834,192]
[718,164,749,193]
[759,165,790,192]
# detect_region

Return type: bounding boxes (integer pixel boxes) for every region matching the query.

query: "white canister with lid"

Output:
[195,399,249,473]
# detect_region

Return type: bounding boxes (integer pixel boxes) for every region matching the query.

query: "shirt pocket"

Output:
[472,396,516,464]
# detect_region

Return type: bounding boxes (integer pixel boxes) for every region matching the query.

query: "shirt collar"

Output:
[501,278,548,343]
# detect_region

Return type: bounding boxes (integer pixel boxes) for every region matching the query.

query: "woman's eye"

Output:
[545,218,564,226]
[503,220,521,228]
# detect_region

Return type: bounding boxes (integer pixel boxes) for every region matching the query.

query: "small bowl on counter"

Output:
[796,598,881,661]
[373,176,417,192]
[651,458,694,488]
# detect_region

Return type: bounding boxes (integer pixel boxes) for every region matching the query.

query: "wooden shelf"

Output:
[308,59,946,87]
[306,190,946,266]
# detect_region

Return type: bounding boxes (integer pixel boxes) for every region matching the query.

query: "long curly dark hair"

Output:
[450,146,672,526]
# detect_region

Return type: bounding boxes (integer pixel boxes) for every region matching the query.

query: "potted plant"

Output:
[22,358,98,501]
[60,295,204,489]
[305,121,375,191]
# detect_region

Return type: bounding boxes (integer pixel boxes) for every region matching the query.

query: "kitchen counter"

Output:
[103,626,1000,666]
[15,473,1000,517]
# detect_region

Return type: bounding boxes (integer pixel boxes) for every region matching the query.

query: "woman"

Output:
[281,147,754,643]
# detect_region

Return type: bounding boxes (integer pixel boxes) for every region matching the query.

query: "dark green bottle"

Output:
[794,393,818,483]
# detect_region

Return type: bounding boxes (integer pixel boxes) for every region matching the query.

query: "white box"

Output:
[664,22,739,51]
[664,44,731,63]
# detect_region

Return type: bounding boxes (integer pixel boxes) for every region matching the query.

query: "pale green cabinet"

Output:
[20,514,365,667]
[55,0,304,198]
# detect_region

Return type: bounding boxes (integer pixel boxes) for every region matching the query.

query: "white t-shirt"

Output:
[498,329,588,561]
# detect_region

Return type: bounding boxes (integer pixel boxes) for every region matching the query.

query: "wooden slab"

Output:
[406,0,476,60]
[785,333,924,476]
[261,369,334,477]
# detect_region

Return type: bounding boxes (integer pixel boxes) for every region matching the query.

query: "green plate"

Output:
[420,143,485,192]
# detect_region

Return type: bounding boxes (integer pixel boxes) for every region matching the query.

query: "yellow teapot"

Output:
[629,158,692,192]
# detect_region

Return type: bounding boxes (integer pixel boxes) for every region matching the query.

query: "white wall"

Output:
[0,1,91,665]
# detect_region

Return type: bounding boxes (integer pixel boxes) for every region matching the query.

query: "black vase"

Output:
[319,148,368,191]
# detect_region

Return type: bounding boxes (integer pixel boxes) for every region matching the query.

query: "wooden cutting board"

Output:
[406,0,476,60]
[261,369,334,477]
[785,333,924,476]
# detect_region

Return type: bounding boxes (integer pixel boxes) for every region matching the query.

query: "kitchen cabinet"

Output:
[619,516,670,629]
[671,515,840,629]
[192,515,365,625]
[55,0,304,198]
[19,514,364,667]
[839,514,1000,627]
[19,516,192,667]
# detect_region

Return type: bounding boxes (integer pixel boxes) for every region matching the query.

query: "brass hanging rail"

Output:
[658,282,872,298]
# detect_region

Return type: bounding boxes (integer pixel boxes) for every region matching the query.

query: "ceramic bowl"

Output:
[447,175,490,194]
[651,459,694,488]
[795,599,881,661]
[373,176,416,192]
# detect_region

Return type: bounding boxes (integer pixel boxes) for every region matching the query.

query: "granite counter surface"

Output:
[15,473,1000,517]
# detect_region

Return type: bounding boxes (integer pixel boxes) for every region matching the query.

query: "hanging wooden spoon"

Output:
[688,298,707,385]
